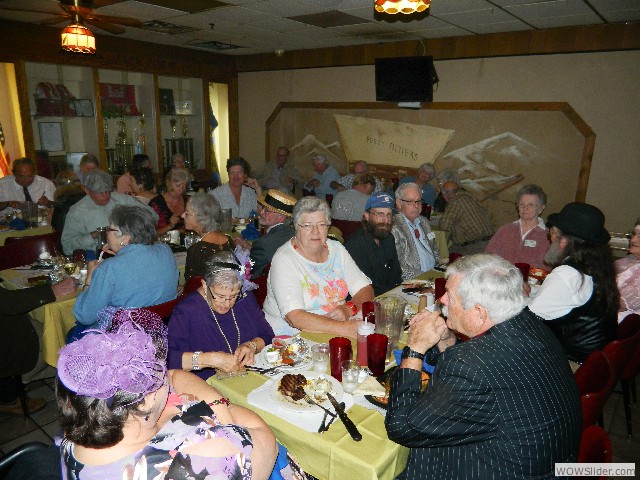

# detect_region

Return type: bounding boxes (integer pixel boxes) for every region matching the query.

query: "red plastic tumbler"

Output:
[329,337,352,381]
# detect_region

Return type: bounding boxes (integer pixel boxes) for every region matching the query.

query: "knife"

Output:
[326,393,362,441]
[322,402,344,432]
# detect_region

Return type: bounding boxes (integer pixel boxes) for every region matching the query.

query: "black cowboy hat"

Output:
[547,202,610,245]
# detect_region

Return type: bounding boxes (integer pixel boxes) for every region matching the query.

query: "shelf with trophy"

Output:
[98,69,158,174]
[158,76,205,173]
[25,62,99,167]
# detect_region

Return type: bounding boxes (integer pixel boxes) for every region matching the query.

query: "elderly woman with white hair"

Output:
[182,192,234,281]
[263,196,373,338]
[168,250,273,379]
[486,184,550,269]
[615,216,640,322]
[399,162,436,207]
[149,167,190,235]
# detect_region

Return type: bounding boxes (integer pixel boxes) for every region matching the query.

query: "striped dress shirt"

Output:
[386,309,582,479]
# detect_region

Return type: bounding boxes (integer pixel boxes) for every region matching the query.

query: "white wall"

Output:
[238,51,640,231]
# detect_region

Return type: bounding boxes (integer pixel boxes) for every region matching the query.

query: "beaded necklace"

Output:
[205,287,241,353]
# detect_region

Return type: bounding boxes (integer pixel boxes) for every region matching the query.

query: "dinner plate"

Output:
[270,371,343,413]
[254,343,312,372]
[401,280,435,297]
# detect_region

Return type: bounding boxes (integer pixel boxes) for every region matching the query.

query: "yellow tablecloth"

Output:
[0,250,187,367]
[207,332,409,480]
[0,225,54,245]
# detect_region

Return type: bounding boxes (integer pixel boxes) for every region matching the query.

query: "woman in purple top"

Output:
[168,250,274,380]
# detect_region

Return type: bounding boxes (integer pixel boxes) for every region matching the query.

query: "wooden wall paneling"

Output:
[0,21,236,82]
[227,75,239,158]
[152,74,164,176]
[13,61,36,163]
[92,67,107,170]
[235,22,640,72]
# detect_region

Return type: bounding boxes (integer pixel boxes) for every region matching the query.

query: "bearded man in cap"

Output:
[529,202,619,368]
[235,189,297,277]
[345,193,402,296]
[61,169,158,255]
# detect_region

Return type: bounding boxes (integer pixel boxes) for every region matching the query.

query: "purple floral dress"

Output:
[60,398,253,479]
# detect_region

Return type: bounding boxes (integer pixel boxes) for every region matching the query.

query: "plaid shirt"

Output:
[439,190,493,245]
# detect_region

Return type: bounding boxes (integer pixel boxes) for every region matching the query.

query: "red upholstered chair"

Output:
[605,313,640,437]
[331,219,362,242]
[143,294,185,325]
[253,264,270,309]
[620,313,640,408]
[576,425,612,479]
[574,350,615,429]
[183,275,204,295]
[4,231,63,253]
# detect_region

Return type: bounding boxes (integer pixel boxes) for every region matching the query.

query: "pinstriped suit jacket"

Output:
[386,309,582,480]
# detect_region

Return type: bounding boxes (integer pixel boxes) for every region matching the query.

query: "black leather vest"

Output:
[545,276,616,364]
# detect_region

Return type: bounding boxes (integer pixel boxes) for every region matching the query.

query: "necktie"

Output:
[23,186,33,202]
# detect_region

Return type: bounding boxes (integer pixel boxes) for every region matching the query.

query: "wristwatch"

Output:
[401,346,425,361]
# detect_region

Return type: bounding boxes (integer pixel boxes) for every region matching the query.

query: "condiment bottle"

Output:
[357,321,375,367]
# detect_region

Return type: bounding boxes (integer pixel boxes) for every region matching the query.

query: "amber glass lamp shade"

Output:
[375,0,430,15]
[61,23,96,54]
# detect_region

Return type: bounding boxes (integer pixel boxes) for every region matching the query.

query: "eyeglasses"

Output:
[518,203,541,209]
[399,199,421,207]
[298,222,330,231]
[208,288,241,303]
[370,211,393,220]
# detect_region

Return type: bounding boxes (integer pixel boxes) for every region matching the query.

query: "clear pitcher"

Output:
[374,295,407,361]
[220,208,233,231]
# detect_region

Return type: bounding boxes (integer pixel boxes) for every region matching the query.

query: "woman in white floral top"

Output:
[263,196,373,337]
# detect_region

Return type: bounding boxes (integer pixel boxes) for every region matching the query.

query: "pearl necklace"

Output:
[205,289,241,354]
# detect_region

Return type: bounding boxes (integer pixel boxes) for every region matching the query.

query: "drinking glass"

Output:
[341,360,359,394]
[311,343,330,372]
[63,257,77,275]
[329,337,352,381]
[367,333,388,376]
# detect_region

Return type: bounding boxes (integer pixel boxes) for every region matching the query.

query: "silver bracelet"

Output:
[249,341,257,353]
[192,351,202,371]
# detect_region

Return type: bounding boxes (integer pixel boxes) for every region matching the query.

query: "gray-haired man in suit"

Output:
[386,254,581,479]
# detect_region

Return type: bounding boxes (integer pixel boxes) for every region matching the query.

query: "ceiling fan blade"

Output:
[87,13,142,27]
[84,17,125,35]
[39,14,72,26]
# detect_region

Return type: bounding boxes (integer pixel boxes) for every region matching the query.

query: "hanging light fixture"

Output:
[61,14,96,54]
[375,0,430,15]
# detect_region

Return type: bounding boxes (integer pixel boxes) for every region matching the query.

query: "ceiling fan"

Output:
[1,0,142,35]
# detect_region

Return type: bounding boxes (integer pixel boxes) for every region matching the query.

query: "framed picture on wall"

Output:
[159,89,176,115]
[38,122,64,152]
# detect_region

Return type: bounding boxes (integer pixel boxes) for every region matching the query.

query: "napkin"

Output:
[353,375,385,396]
[247,374,354,433]
[392,349,435,374]
[241,222,260,240]
[8,218,26,230]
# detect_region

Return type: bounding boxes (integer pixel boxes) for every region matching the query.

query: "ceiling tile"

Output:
[435,8,516,26]
[331,21,397,34]
[528,13,604,28]
[245,0,330,16]
[602,9,640,22]
[134,0,227,13]
[467,19,532,34]
[98,0,184,20]
[503,0,594,21]
[429,0,495,15]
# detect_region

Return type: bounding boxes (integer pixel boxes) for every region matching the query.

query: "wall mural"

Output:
[266,103,592,228]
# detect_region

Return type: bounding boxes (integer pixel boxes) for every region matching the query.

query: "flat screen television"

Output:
[375,56,437,103]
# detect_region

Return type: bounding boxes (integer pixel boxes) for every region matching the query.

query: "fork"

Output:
[303,393,336,420]
[245,364,294,375]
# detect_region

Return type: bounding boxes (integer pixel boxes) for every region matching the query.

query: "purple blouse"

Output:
[168,291,274,380]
